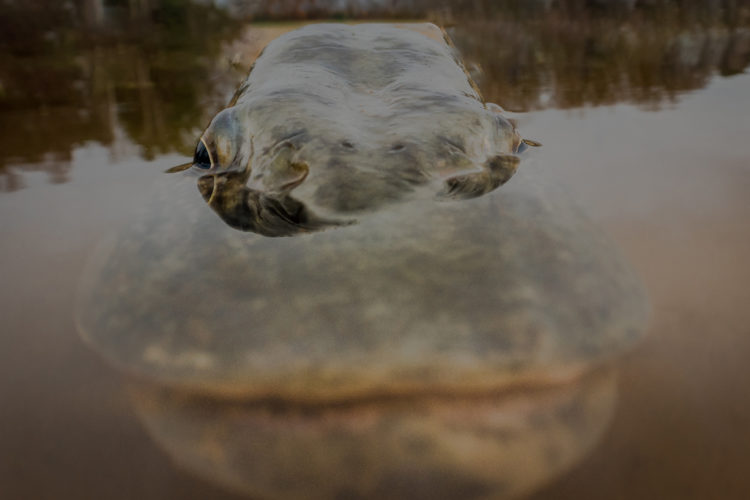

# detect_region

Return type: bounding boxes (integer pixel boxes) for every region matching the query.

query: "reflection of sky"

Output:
[525,72,750,222]
[0,138,181,256]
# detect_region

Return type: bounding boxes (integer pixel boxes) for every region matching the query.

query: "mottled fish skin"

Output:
[191,23,533,235]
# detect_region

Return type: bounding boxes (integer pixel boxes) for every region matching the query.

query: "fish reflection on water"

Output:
[180,23,536,237]
[75,22,647,500]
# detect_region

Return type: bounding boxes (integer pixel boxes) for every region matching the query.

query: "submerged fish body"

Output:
[76,23,648,500]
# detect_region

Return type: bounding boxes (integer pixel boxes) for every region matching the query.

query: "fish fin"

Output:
[164,162,192,173]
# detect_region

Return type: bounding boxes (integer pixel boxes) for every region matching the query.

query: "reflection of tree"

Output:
[0,0,242,191]
[222,1,750,111]
[0,1,107,190]
[448,2,750,110]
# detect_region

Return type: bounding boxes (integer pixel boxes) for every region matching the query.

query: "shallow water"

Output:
[1,2,750,499]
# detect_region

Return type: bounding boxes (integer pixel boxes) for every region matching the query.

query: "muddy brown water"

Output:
[1,3,750,499]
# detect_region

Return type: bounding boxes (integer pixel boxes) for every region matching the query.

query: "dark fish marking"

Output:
[441,155,520,200]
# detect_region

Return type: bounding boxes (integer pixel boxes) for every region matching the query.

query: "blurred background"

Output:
[1,0,749,498]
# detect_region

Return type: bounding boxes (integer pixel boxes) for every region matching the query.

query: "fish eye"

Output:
[193,140,212,169]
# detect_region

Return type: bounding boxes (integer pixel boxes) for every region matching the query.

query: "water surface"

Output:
[1,2,749,499]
